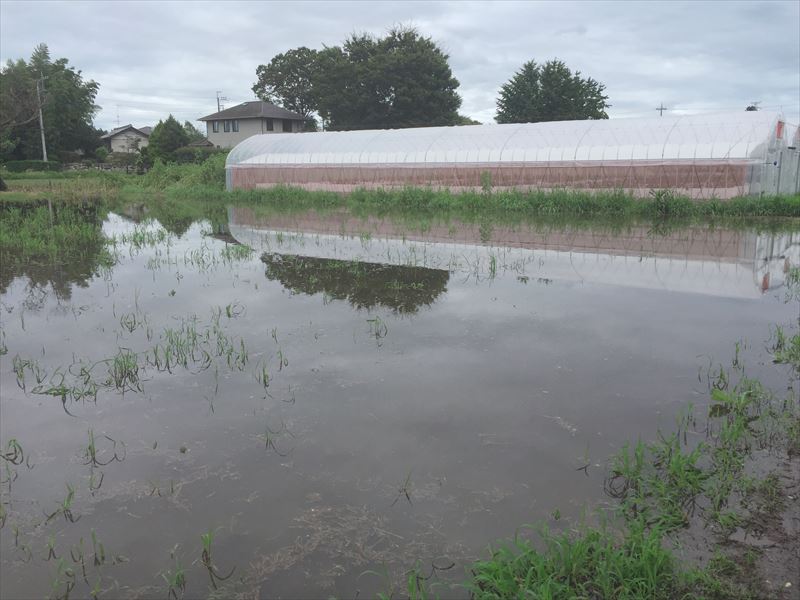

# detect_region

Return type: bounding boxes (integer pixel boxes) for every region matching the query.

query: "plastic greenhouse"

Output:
[225,111,800,198]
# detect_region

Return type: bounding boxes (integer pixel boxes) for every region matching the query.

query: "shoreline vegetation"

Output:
[1,156,799,223]
[1,161,799,598]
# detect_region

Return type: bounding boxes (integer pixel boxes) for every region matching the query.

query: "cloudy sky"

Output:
[1,0,798,131]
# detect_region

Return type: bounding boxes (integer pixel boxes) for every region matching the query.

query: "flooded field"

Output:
[1,202,798,598]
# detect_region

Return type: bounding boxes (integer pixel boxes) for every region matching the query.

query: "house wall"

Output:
[206,118,302,148]
[109,132,149,153]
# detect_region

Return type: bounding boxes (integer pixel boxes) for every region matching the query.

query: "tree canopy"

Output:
[0,44,102,161]
[252,47,319,122]
[495,59,610,124]
[183,120,206,143]
[252,27,462,131]
[147,115,189,161]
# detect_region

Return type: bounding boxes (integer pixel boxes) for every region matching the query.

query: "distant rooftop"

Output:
[199,101,305,122]
[100,124,151,139]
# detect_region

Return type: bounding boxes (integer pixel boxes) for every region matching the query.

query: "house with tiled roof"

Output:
[100,125,152,153]
[198,101,305,148]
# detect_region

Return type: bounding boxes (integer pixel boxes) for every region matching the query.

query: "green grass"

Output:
[469,521,705,600]
[215,184,800,220]
[4,160,800,221]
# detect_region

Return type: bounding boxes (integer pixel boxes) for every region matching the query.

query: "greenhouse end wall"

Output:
[224,112,800,198]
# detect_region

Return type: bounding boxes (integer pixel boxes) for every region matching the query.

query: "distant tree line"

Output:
[253,28,611,131]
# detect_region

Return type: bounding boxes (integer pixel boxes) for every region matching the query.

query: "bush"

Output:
[139,153,227,189]
[106,152,137,168]
[1,160,62,172]
[58,151,83,164]
[136,146,154,172]
[95,146,109,162]
[173,145,224,164]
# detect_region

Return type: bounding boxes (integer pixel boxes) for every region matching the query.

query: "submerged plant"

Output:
[391,470,414,507]
[45,483,80,523]
[0,438,25,465]
[200,530,235,589]
[105,349,142,393]
[161,545,187,600]
[83,429,126,467]
[367,316,389,345]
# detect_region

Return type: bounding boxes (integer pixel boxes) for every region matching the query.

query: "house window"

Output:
[232,120,239,132]
[212,121,219,133]
[266,118,273,131]
[224,120,231,132]
[282,119,292,133]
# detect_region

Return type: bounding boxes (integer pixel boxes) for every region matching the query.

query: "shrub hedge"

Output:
[2,160,62,172]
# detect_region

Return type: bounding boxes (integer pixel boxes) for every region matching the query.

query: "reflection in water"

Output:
[0,202,111,300]
[262,253,449,314]
[229,208,800,299]
[118,201,229,238]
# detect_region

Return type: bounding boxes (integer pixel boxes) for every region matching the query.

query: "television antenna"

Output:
[216,91,229,112]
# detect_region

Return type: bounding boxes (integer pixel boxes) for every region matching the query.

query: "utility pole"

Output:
[216,91,228,112]
[36,72,48,162]
[655,103,668,117]
[116,105,121,127]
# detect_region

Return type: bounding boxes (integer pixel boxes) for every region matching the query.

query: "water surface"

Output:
[1,205,798,598]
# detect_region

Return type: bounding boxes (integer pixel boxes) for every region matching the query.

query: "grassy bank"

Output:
[3,158,800,221]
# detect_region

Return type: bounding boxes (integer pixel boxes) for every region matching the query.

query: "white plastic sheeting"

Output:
[226,111,789,167]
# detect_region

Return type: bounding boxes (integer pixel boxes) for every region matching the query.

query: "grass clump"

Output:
[469,521,701,600]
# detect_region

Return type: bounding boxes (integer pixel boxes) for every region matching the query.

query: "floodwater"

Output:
[1,203,799,599]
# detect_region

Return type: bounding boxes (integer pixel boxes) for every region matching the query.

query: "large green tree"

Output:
[252,27,462,131]
[147,115,189,162]
[252,47,319,123]
[317,28,462,130]
[0,44,101,161]
[495,59,610,124]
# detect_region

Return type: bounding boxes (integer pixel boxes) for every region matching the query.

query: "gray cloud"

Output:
[1,0,797,131]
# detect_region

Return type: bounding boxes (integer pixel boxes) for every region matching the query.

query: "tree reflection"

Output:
[0,202,113,301]
[262,253,449,314]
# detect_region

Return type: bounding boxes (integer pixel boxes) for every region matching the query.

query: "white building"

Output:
[100,125,152,153]
[199,101,306,149]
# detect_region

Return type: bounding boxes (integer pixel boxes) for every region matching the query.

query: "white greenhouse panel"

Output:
[226,111,788,168]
